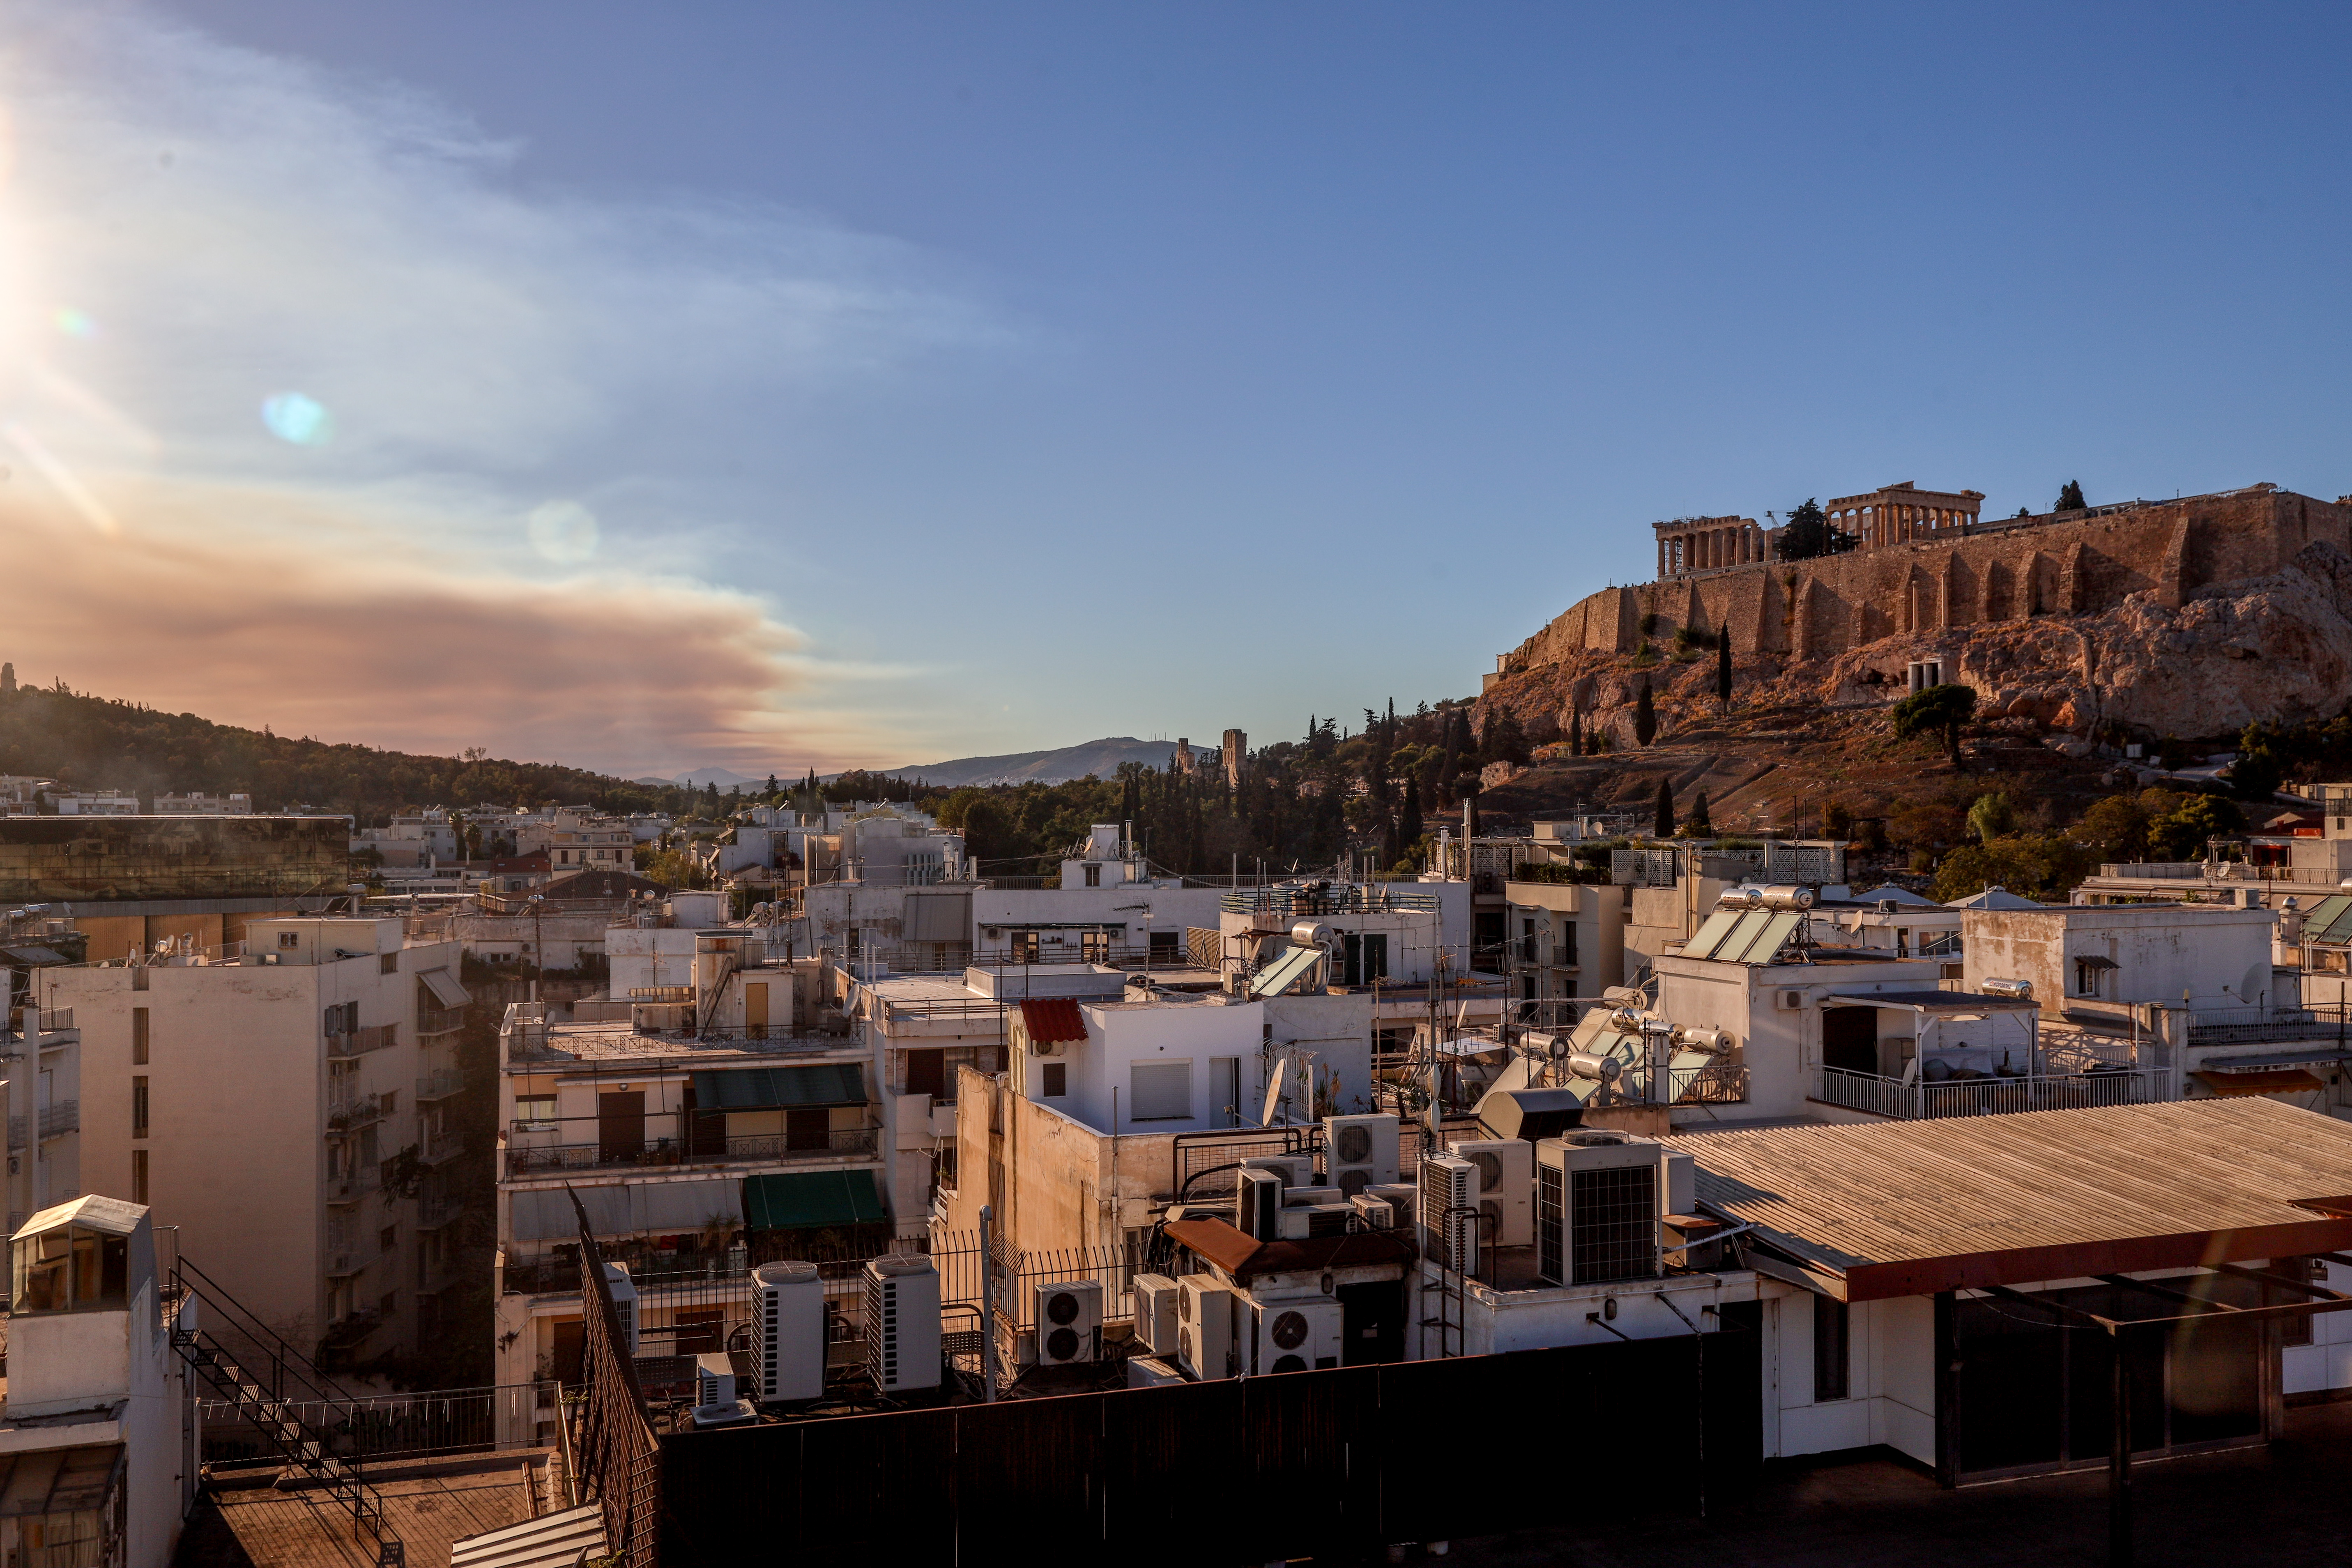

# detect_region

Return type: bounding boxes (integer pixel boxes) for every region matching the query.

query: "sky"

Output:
[0,3,2347,778]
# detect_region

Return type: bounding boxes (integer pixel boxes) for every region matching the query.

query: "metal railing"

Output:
[37,1100,79,1139]
[198,1383,550,1466]
[327,1095,384,1133]
[418,1004,470,1036]
[423,1128,465,1163]
[1815,1064,2169,1120]
[417,1069,466,1100]
[2188,1005,2352,1046]
[506,1125,880,1178]
[326,1023,400,1059]
[1218,885,1441,916]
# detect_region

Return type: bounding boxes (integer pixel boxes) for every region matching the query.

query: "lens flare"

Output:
[260,391,332,445]
[527,499,600,564]
[53,307,95,338]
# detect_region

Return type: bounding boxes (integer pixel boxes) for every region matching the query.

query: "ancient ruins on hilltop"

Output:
[1491,481,2352,683]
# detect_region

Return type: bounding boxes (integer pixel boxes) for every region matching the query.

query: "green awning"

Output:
[692,1064,866,1111]
[743,1170,886,1231]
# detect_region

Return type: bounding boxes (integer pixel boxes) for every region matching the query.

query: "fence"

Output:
[653,1324,1761,1565]
[2188,1005,2352,1046]
[200,1385,548,1467]
[1815,1064,2168,1120]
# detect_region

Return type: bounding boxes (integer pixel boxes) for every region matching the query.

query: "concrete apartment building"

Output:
[35,916,470,1368]
[4,999,82,1236]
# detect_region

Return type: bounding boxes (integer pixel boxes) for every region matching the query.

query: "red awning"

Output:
[2191,1068,2326,1097]
[1019,998,1087,1044]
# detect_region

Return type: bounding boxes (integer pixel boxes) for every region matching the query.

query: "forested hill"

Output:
[0,680,673,822]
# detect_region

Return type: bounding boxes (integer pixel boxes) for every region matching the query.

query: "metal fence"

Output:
[2188,1005,2352,1046]
[200,1385,548,1466]
[1816,1064,2168,1120]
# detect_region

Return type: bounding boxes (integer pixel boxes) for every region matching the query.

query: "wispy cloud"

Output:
[0,2,1002,774]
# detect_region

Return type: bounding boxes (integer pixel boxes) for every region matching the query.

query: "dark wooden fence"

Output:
[660,1312,1760,1565]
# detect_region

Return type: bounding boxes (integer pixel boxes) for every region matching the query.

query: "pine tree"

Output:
[1688,790,1713,836]
[1716,630,1733,702]
[1654,778,1675,836]
[2056,479,2086,512]
[1634,679,1657,747]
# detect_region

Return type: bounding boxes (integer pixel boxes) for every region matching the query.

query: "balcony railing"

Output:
[1815,1063,2168,1120]
[37,1101,79,1139]
[326,1094,384,1133]
[2187,1005,2352,1046]
[505,1125,880,1178]
[1218,885,1440,916]
[325,1023,400,1059]
[418,1004,471,1036]
[423,1128,465,1164]
[417,1069,466,1101]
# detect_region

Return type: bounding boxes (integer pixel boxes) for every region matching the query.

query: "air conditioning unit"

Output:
[1776,989,1803,1011]
[1284,1184,1342,1207]
[1535,1132,1665,1287]
[1127,1356,1187,1389]
[1419,1155,1480,1275]
[1322,1113,1402,1197]
[1366,1181,1418,1221]
[1247,1294,1344,1375]
[1240,1154,1311,1189]
[694,1351,738,1407]
[1449,1137,1535,1248]
[1350,1193,1395,1230]
[752,1259,824,1402]
[1176,1275,1235,1380]
[1275,1206,1316,1241]
[1034,1280,1103,1365]
[603,1263,639,1354]
[1134,1273,1181,1357]
[1237,1168,1284,1240]
[863,1254,942,1393]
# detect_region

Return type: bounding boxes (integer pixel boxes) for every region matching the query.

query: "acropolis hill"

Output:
[1473,479,2352,813]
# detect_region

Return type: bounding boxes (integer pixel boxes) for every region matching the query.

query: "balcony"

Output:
[326,1023,400,1060]
[417,1069,466,1101]
[324,1250,365,1278]
[1814,1063,2167,1120]
[505,1124,880,1179]
[418,1004,471,1036]
[2188,1005,2352,1047]
[421,1128,465,1165]
[326,1094,384,1133]
[32,1101,80,1140]
[418,1189,464,1227]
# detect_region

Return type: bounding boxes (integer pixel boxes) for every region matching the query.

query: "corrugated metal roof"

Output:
[0,1444,122,1519]
[1165,1217,1412,1281]
[1684,1098,2352,1302]
[450,1502,606,1568]
[1018,997,1089,1042]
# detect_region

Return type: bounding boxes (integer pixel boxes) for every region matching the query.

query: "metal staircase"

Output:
[168,1258,406,1566]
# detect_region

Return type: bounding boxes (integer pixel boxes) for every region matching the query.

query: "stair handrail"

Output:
[171,1255,365,1408]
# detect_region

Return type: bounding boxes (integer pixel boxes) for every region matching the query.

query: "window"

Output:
[132,1076,149,1139]
[380,952,398,974]
[381,1090,398,1115]
[132,1007,150,1065]
[279,932,300,950]
[1561,920,1578,969]
[1149,930,1181,962]
[513,1095,557,1130]
[1083,862,1101,887]
[1128,1061,1192,1122]
[1010,931,1040,964]
[132,1149,148,1204]
[379,1225,398,1253]
[904,1049,945,1099]
[1040,1062,1067,1098]
[1813,1295,1851,1402]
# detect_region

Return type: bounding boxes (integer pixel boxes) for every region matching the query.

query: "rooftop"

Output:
[1686,1098,2352,1301]
[505,1018,861,1068]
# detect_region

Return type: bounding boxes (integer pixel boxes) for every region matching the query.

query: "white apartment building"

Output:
[150,792,253,816]
[1500,879,1628,1013]
[5,1197,193,1568]
[4,998,81,1236]
[46,790,140,816]
[37,917,471,1368]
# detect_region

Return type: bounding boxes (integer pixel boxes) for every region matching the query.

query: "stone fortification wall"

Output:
[1500,486,2350,676]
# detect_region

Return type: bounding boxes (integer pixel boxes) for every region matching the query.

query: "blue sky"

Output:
[5,3,2348,775]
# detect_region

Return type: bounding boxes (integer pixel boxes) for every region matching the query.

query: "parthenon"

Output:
[1823,480,1985,552]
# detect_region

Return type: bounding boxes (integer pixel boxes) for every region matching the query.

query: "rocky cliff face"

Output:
[1480,540,2352,748]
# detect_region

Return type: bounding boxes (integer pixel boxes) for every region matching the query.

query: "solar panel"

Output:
[1683,908,1744,960]
[1248,943,1323,998]
[1726,910,1800,965]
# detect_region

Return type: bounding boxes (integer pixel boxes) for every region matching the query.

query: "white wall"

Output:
[1764,1287,1936,1467]
[1018,999,1263,1134]
[2284,1257,2352,1397]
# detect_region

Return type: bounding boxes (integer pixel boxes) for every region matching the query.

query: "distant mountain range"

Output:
[870,737,1217,787]
[637,766,761,790]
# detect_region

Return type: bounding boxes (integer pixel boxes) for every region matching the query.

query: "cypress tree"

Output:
[1634,679,1658,747]
[2056,479,2086,512]
[1716,630,1733,702]
[1568,709,1583,756]
[1654,778,1675,836]
[1688,790,1713,836]
[1399,774,1424,861]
